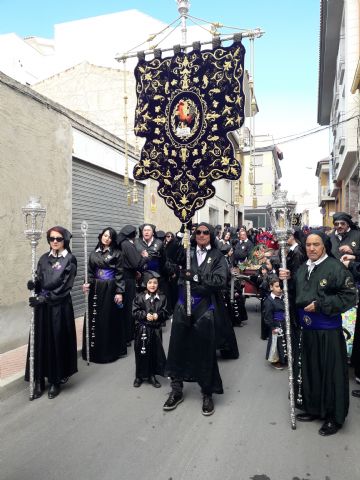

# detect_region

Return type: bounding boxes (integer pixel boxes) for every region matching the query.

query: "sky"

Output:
[0,0,328,224]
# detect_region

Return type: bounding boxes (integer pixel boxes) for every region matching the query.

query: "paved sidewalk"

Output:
[0,317,84,387]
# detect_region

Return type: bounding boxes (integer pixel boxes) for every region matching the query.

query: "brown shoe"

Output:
[272,362,284,370]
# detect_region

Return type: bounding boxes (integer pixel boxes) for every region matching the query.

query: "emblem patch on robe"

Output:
[319,279,327,287]
[303,315,312,326]
[351,241,356,247]
[133,40,246,222]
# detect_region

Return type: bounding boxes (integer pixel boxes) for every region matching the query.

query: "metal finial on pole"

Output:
[176,0,190,46]
[22,196,46,401]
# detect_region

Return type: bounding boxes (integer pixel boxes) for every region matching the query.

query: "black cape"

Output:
[132,291,168,378]
[165,246,237,394]
[82,247,127,363]
[25,251,78,385]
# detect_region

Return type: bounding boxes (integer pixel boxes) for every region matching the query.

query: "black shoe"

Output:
[163,392,184,411]
[149,376,161,388]
[352,389,360,398]
[60,376,69,385]
[48,384,60,399]
[133,378,143,388]
[202,395,215,416]
[319,420,342,436]
[126,342,132,347]
[33,381,45,399]
[296,413,319,422]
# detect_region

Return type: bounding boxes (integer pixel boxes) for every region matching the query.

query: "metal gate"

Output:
[71,158,144,317]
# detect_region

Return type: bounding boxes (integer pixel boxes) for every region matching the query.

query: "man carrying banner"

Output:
[164,222,228,416]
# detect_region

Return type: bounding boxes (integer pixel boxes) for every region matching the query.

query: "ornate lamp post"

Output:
[22,196,46,400]
[267,190,297,429]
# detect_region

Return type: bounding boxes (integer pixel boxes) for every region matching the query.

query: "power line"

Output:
[271,113,359,146]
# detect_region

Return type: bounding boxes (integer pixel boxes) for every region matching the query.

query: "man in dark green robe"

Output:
[281,231,357,436]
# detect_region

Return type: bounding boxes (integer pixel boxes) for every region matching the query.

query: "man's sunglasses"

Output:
[49,236,64,242]
[334,221,347,226]
[195,229,210,236]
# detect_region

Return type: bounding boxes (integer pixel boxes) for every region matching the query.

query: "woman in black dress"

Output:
[82,227,127,363]
[26,226,78,399]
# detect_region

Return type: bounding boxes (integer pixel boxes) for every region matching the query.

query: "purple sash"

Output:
[298,309,342,330]
[95,268,115,280]
[273,311,285,322]
[147,258,160,272]
[178,289,214,311]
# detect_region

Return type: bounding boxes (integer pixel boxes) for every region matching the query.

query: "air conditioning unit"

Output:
[337,136,345,154]
[338,60,345,85]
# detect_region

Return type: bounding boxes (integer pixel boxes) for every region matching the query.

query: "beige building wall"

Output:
[0,76,73,352]
[33,62,138,145]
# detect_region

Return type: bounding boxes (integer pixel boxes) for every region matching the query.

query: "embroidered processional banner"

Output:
[133,40,246,223]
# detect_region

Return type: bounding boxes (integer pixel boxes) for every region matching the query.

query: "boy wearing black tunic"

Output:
[132,271,168,388]
[263,277,287,370]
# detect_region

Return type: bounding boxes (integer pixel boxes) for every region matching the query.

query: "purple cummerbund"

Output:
[298,309,342,330]
[95,268,115,280]
[273,311,285,322]
[147,258,160,272]
[178,289,214,311]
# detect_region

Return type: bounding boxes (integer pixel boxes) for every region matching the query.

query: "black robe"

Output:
[347,261,360,378]
[82,247,126,363]
[294,257,357,424]
[134,237,165,275]
[330,229,360,259]
[132,291,168,378]
[121,239,147,342]
[165,246,238,394]
[222,257,247,327]
[233,239,254,263]
[286,244,307,328]
[25,251,78,385]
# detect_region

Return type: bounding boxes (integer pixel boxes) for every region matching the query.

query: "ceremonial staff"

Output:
[267,190,297,430]
[81,220,90,365]
[22,197,46,401]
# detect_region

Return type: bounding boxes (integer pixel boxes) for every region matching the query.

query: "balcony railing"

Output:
[319,185,334,201]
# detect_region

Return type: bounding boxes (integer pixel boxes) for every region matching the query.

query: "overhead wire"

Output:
[255,114,360,148]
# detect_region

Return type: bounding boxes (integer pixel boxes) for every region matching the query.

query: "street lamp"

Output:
[22,196,46,400]
[266,190,297,430]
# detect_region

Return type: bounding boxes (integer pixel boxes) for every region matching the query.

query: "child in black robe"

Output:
[263,277,287,370]
[132,271,168,388]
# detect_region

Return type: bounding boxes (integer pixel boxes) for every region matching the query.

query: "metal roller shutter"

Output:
[71,157,144,317]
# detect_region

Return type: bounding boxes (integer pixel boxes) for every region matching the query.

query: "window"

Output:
[253,154,263,167]
[209,207,219,226]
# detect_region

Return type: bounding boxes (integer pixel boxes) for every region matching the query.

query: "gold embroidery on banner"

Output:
[133,42,245,222]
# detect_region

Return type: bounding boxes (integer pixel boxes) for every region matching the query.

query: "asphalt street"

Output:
[1,298,360,480]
